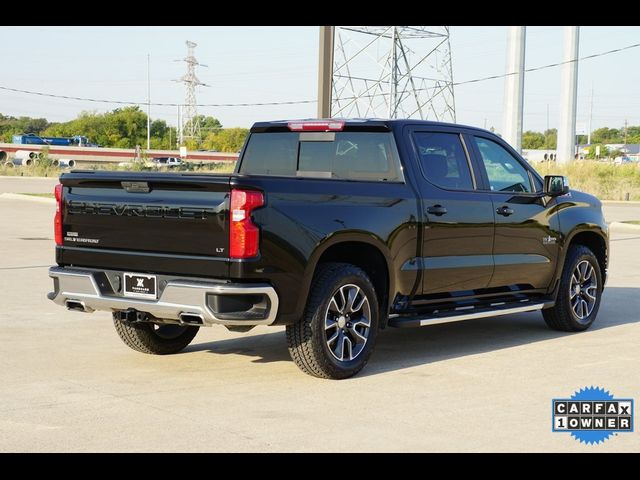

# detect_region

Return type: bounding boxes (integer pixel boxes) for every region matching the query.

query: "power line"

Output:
[453,41,640,87]
[0,84,317,107]
[0,40,638,108]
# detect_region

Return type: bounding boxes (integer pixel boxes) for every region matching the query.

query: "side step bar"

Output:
[388,301,551,328]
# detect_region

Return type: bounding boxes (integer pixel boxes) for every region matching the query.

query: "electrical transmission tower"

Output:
[331,26,456,122]
[175,40,209,145]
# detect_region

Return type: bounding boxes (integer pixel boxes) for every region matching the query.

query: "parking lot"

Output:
[0,177,638,452]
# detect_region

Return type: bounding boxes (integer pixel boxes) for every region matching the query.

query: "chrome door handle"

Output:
[427,205,448,216]
[496,206,514,216]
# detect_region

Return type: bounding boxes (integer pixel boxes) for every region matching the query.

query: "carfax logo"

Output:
[552,386,634,444]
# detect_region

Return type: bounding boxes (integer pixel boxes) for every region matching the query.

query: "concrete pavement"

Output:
[0,179,639,452]
[0,176,59,194]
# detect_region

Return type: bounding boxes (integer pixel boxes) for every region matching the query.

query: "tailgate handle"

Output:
[121,181,150,193]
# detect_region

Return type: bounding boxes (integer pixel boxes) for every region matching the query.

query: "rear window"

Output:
[239,132,403,182]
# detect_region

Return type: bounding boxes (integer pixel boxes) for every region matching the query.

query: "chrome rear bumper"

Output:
[48,266,279,326]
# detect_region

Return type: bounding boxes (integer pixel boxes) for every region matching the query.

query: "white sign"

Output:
[179,146,187,158]
[595,146,601,156]
[576,123,587,135]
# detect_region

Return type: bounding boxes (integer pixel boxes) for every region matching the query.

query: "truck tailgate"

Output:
[57,172,231,278]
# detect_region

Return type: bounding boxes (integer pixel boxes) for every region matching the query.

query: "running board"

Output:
[388,301,550,328]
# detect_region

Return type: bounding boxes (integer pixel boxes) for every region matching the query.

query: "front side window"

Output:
[239,131,403,182]
[413,132,474,190]
[474,137,533,193]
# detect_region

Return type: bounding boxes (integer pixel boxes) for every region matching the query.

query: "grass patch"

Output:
[1,162,63,178]
[531,161,640,201]
[622,220,640,225]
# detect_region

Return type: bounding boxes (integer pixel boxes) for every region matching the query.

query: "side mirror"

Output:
[544,175,569,197]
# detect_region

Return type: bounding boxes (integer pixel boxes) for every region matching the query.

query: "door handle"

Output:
[496,205,514,217]
[427,205,448,216]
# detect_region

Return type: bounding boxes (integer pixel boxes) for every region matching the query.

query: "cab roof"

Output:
[250,118,492,134]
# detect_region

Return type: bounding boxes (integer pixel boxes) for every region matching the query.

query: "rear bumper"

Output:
[48,266,279,326]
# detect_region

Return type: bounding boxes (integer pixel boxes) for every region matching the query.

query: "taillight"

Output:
[229,189,264,259]
[54,183,63,245]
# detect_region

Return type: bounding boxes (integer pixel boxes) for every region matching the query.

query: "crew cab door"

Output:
[407,127,495,296]
[468,134,560,290]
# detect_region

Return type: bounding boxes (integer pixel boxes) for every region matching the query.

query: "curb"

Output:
[602,200,640,205]
[0,193,55,204]
[609,222,640,233]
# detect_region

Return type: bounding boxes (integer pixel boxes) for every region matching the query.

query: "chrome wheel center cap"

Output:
[337,316,347,328]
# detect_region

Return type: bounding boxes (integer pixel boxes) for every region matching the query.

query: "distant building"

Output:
[604,144,640,161]
[574,144,640,160]
[523,144,640,162]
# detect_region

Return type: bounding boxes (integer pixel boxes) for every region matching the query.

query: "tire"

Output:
[286,262,379,379]
[113,315,199,355]
[543,244,603,332]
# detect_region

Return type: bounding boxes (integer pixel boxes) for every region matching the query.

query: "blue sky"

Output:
[0,26,638,134]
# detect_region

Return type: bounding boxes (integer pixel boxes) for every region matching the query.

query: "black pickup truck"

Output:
[48,119,608,379]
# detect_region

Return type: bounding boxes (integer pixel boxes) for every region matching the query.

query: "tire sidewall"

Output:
[312,271,379,376]
[562,249,603,329]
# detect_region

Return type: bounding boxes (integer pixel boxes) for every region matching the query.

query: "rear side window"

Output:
[239,132,403,182]
[413,132,474,190]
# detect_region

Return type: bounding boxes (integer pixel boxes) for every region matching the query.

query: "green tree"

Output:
[42,107,173,149]
[198,115,222,133]
[543,128,557,149]
[2,110,246,152]
[0,114,51,142]
[591,127,622,144]
[522,130,545,149]
[625,126,640,144]
[202,127,249,152]
[179,115,223,145]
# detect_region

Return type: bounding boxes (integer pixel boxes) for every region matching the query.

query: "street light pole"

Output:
[147,53,151,150]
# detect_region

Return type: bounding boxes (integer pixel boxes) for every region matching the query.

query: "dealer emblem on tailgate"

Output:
[121,181,150,193]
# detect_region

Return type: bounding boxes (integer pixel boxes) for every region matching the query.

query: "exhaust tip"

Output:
[179,313,204,326]
[66,300,90,312]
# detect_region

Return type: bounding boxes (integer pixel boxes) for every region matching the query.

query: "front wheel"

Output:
[113,315,199,355]
[286,262,379,379]
[543,244,603,331]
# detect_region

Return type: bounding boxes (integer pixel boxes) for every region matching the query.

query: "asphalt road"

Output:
[0,178,638,452]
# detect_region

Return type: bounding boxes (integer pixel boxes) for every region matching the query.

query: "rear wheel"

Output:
[543,244,603,331]
[113,315,199,355]
[286,263,379,379]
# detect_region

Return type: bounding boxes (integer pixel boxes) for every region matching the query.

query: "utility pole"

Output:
[587,83,593,145]
[624,119,628,145]
[176,105,181,148]
[546,104,549,132]
[146,54,151,150]
[502,26,526,154]
[557,26,580,164]
[317,26,334,118]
